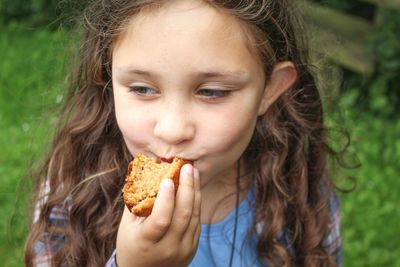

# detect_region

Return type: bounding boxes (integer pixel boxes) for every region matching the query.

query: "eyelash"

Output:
[128,86,158,96]
[197,88,231,99]
[128,86,231,99]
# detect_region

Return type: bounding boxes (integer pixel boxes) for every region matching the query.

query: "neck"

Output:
[200,161,250,224]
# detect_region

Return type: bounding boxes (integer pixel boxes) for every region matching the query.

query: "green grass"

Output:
[0,23,67,266]
[332,98,400,266]
[0,23,399,267]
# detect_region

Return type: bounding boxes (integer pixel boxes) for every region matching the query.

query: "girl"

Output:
[25,0,342,266]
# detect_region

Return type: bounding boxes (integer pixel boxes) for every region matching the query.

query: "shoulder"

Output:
[34,180,70,226]
[32,181,70,265]
[327,190,340,228]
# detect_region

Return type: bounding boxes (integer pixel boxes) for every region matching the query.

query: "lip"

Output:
[137,150,197,163]
[155,153,197,162]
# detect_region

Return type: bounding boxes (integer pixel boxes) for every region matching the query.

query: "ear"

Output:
[257,61,297,116]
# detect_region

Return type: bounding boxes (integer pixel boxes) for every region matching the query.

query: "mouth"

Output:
[156,155,197,164]
[142,151,196,164]
[157,157,174,163]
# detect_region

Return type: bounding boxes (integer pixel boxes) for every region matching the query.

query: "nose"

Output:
[153,102,195,145]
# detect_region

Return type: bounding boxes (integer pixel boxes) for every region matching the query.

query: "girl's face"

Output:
[112,1,268,188]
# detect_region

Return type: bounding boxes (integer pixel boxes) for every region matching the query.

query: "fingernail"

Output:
[182,164,193,175]
[161,178,173,190]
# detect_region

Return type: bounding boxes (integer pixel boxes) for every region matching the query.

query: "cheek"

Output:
[200,104,258,154]
[114,98,154,152]
[195,107,257,184]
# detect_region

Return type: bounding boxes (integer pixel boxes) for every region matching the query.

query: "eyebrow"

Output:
[115,67,249,82]
[195,70,248,81]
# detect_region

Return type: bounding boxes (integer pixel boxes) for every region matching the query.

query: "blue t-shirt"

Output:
[189,191,265,267]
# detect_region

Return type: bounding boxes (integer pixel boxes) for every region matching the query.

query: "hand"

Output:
[116,164,201,267]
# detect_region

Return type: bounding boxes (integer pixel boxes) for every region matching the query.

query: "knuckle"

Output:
[180,208,192,220]
[154,218,170,231]
[162,247,177,260]
[192,206,200,218]
[192,199,201,218]
[182,245,195,261]
[137,241,152,254]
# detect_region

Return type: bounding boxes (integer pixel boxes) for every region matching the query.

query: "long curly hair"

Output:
[25,0,343,266]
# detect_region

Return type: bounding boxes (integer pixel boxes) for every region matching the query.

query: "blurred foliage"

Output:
[328,89,400,267]
[317,0,375,19]
[0,24,68,266]
[314,0,400,117]
[0,0,89,29]
[368,8,400,116]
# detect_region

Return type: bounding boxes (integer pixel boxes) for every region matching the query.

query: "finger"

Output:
[190,167,201,220]
[122,205,146,225]
[141,178,175,242]
[185,167,201,245]
[183,195,201,250]
[117,206,131,240]
[192,222,201,249]
[193,167,201,210]
[169,164,195,239]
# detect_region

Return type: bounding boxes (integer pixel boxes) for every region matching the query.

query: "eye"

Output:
[128,86,158,96]
[197,88,231,99]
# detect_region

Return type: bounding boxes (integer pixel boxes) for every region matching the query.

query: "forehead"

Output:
[111,0,264,78]
[114,1,246,45]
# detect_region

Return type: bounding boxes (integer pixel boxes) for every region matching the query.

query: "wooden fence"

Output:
[299,0,400,75]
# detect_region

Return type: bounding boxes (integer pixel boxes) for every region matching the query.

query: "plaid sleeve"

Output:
[33,201,68,267]
[322,192,342,266]
[33,203,117,267]
[33,182,117,266]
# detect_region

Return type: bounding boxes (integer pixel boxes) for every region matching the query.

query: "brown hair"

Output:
[25,0,342,266]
